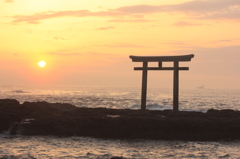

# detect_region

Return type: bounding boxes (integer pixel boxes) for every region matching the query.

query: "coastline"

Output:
[0,99,240,141]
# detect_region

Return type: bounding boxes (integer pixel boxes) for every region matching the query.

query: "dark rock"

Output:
[22,101,77,115]
[207,109,240,117]
[1,99,240,141]
[0,99,20,108]
[111,157,124,159]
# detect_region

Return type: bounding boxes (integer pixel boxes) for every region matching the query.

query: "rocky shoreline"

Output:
[0,99,240,141]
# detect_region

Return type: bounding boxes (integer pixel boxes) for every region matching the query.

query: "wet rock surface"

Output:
[0,99,240,141]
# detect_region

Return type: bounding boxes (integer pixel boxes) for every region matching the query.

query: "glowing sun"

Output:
[38,61,46,67]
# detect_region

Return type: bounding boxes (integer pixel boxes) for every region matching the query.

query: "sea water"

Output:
[0,85,240,158]
[0,85,239,111]
[0,136,240,159]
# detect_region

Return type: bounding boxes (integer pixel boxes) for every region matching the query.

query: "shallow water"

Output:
[1,136,240,159]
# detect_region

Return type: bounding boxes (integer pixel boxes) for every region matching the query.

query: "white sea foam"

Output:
[146,103,172,110]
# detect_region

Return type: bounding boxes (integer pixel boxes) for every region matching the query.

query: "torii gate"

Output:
[130,54,194,112]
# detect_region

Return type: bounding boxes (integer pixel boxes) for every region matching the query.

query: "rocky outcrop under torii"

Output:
[0,99,240,141]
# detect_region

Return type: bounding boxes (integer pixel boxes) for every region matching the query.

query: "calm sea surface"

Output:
[0,85,240,158]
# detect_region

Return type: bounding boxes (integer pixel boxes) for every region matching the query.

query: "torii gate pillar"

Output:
[130,54,194,112]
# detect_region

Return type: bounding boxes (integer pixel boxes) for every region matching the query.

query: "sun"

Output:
[38,61,46,67]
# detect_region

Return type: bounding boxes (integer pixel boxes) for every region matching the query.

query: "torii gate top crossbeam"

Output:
[130,54,194,62]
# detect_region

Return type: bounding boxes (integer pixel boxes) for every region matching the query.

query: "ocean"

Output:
[1,85,239,111]
[0,85,240,158]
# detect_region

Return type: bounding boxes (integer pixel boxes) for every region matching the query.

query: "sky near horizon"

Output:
[1,0,240,89]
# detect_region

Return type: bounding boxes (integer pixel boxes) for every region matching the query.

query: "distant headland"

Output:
[0,99,240,141]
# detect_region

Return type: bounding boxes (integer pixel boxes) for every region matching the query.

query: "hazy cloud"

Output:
[46,52,83,56]
[96,26,115,30]
[211,39,233,44]
[53,37,66,41]
[44,36,66,41]
[11,10,125,24]
[108,19,151,23]
[45,50,116,57]
[211,38,240,44]
[114,5,167,14]
[10,0,240,24]
[114,0,240,20]
[96,43,147,48]
[4,0,14,3]
[173,21,202,27]
[174,45,240,57]
[118,0,240,13]
[165,41,196,49]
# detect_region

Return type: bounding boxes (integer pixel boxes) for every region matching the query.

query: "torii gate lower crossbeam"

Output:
[130,54,194,112]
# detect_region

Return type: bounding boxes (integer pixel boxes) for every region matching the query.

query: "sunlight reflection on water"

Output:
[0,136,240,158]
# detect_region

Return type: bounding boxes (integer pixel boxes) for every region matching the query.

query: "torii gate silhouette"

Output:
[130,54,194,112]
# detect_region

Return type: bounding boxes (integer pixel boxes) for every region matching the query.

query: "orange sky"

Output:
[1,0,240,89]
